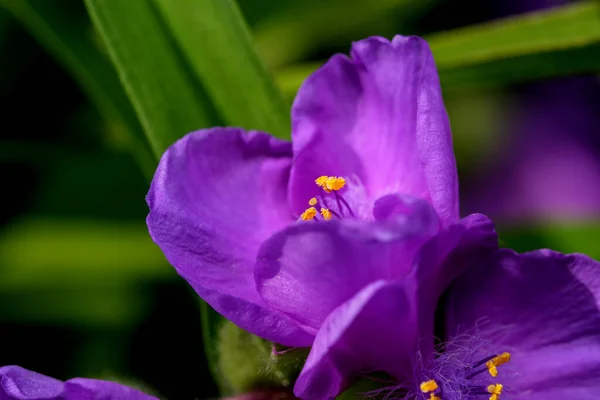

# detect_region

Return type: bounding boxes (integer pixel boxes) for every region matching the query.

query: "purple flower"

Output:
[462,0,600,221]
[463,78,600,222]
[362,249,600,400]
[0,365,156,399]
[147,35,495,397]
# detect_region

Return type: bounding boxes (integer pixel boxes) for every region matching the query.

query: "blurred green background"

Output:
[1,0,599,398]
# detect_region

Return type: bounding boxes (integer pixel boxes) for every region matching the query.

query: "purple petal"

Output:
[289,35,457,226]
[147,127,311,346]
[444,249,600,399]
[288,214,496,399]
[417,213,497,296]
[0,366,157,400]
[0,366,62,400]
[413,213,498,359]
[255,197,439,334]
[293,280,416,400]
[63,378,156,400]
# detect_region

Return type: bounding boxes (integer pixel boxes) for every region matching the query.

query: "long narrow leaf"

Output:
[154,0,290,138]
[428,1,600,87]
[84,0,220,158]
[84,0,260,384]
[253,0,437,69]
[276,2,600,97]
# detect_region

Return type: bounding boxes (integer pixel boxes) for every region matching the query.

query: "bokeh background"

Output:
[1,0,599,399]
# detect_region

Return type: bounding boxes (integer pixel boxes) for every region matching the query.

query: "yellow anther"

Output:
[420,380,438,393]
[320,208,332,221]
[300,207,317,221]
[487,383,503,400]
[308,197,318,206]
[325,176,346,191]
[486,352,511,377]
[496,353,511,365]
[315,176,329,187]
[315,175,346,192]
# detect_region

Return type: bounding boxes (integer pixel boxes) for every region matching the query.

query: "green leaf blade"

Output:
[153,0,290,138]
[428,1,600,88]
[276,2,600,96]
[84,0,220,157]
[428,2,600,69]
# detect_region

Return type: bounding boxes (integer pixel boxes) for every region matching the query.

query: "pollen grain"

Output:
[487,383,503,400]
[486,352,511,377]
[420,379,438,393]
[325,176,346,191]
[320,208,332,221]
[315,176,329,187]
[315,175,346,192]
[300,207,317,221]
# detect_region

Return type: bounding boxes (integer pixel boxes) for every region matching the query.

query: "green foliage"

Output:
[0,285,148,328]
[217,320,309,395]
[0,218,170,290]
[83,0,220,159]
[83,0,296,390]
[277,2,600,98]
[499,221,600,261]
[428,1,600,88]
[253,0,437,68]
[154,0,290,138]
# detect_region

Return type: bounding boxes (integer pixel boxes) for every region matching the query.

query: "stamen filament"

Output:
[328,208,342,218]
[471,355,498,369]
[334,192,355,217]
[465,367,489,380]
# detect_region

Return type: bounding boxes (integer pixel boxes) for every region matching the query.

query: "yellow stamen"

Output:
[420,380,438,393]
[325,176,346,191]
[487,383,503,400]
[300,207,317,221]
[320,208,332,221]
[486,352,511,377]
[308,197,318,206]
[429,395,440,400]
[315,175,346,192]
[315,176,329,187]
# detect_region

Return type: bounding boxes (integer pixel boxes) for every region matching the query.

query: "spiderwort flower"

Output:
[360,249,600,400]
[147,36,496,396]
[0,365,156,399]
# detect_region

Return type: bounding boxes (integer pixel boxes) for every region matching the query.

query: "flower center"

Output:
[300,175,356,221]
[420,352,511,400]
